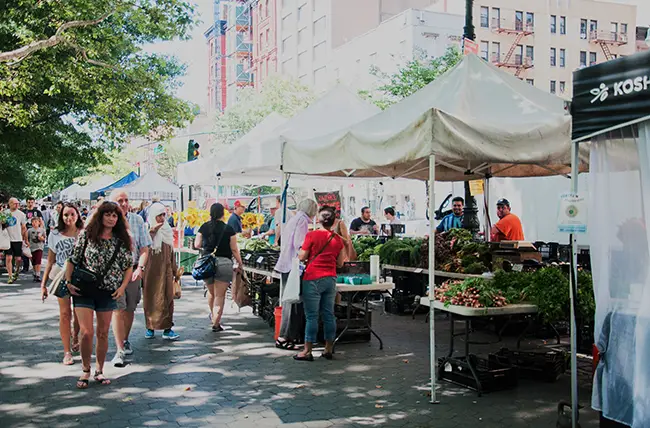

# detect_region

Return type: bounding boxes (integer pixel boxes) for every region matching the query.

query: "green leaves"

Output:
[361,46,462,109]
[0,0,197,197]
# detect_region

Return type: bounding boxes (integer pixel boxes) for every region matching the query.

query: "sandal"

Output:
[211,324,224,332]
[71,341,80,353]
[320,352,334,360]
[275,339,296,350]
[93,370,111,386]
[76,368,90,389]
[293,353,314,362]
[63,352,75,365]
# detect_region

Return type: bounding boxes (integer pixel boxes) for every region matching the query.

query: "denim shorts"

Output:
[73,293,117,312]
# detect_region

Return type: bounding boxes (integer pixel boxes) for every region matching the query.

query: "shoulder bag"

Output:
[192,224,226,280]
[70,237,121,298]
[282,232,335,304]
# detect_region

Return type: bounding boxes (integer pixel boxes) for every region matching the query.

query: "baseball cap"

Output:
[234,200,242,208]
[496,198,510,207]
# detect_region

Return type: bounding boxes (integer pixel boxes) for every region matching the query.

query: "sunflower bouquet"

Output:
[174,207,231,229]
[241,212,265,230]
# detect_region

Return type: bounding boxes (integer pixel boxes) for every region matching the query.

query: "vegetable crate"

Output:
[491,348,567,383]
[438,355,518,394]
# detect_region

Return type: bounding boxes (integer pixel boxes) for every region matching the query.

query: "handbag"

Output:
[192,224,226,280]
[50,264,68,298]
[173,267,183,299]
[22,243,32,258]
[282,233,335,304]
[0,229,9,251]
[70,238,120,297]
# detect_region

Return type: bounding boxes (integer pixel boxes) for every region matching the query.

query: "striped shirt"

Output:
[127,212,152,265]
[436,213,464,233]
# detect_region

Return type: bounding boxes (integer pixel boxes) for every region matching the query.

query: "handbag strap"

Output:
[79,233,121,278]
[306,232,335,267]
[209,222,227,256]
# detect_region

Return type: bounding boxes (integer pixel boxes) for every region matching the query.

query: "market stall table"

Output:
[334,282,395,352]
[430,300,538,396]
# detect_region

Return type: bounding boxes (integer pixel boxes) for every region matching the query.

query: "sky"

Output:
[147,0,214,110]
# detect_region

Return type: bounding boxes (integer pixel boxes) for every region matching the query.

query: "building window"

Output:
[559,48,566,67]
[621,23,628,37]
[580,51,587,67]
[480,7,489,28]
[526,79,534,86]
[491,41,500,62]
[560,16,566,34]
[266,29,270,45]
[281,36,291,53]
[550,47,556,66]
[526,45,534,63]
[297,4,304,21]
[314,16,326,40]
[580,19,587,39]
[526,12,534,30]
[550,15,556,34]
[282,14,291,32]
[611,22,618,41]
[297,50,306,71]
[265,0,270,17]
[559,81,566,93]
[515,45,523,65]
[314,41,326,63]
[314,66,326,87]
[590,51,597,65]
[298,27,306,45]
[550,80,556,94]
[492,7,500,28]
[515,11,523,31]
[480,41,489,60]
[590,19,598,36]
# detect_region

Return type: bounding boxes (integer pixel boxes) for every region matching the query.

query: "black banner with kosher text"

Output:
[571,50,650,141]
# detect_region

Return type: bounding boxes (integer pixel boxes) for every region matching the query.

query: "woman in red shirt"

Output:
[294,206,346,361]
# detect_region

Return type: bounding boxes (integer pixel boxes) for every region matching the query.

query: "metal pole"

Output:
[464,0,475,41]
[569,141,579,428]
[428,154,439,404]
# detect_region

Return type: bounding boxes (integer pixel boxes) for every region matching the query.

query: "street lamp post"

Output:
[462,0,481,235]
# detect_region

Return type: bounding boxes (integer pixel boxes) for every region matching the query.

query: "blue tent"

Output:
[90,171,139,200]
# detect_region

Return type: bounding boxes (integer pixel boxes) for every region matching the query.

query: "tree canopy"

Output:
[0,0,198,198]
[360,46,462,109]
[211,76,314,148]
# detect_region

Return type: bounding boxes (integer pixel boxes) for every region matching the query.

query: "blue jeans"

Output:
[302,276,336,343]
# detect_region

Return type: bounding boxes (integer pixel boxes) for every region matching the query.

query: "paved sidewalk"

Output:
[0,272,599,428]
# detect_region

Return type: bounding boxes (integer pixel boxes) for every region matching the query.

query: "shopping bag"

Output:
[22,243,32,258]
[281,258,302,305]
[173,267,183,299]
[0,229,9,251]
[232,271,252,308]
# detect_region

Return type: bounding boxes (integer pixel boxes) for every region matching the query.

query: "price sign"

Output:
[469,180,484,196]
[414,268,423,274]
[314,191,342,218]
[256,256,264,264]
[245,254,252,260]
[512,264,524,272]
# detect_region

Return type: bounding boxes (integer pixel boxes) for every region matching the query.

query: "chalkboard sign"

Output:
[314,191,341,218]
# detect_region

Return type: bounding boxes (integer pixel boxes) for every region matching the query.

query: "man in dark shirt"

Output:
[349,206,379,235]
[227,200,245,233]
[22,197,42,272]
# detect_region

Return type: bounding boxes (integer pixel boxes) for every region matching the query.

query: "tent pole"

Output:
[569,141,579,428]
[428,154,439,404]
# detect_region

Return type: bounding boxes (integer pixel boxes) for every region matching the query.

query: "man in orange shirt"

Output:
[490,198,525,242]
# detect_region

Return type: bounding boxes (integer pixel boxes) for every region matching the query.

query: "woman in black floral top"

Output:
[65,201,133,389]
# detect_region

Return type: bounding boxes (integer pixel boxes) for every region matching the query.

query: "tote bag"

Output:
[282,258,302,305]
[0,229,9,251]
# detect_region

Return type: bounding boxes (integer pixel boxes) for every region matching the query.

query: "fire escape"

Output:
[589,29,627,61]
[491,16,534,78]
[234,0,254,87]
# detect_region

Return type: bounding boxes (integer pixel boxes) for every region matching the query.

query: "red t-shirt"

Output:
[302,230,344,281]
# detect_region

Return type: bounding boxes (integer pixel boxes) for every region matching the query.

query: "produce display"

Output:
[435,278,508,308]
[241,212,266,230]
[351,229,490,274]
[173,207,231,228]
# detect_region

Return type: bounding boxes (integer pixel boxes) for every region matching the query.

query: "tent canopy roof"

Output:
[217,84,381,180]
[121,171,179,201]
[283,54,579,181]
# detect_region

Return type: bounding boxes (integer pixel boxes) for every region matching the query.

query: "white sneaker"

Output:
[112,350,126,367]
[123,340,133,355]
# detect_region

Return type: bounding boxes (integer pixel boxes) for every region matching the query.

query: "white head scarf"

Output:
[147,203,173,254]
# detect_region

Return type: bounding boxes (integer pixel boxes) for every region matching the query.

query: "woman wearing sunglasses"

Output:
[64,201,133,389]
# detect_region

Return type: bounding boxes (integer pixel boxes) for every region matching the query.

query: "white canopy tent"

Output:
[74,175,115,201]
[280,54,578,403]
[120,171,179,202]
[176,112,289,186]
[217,84,381,181]
[59,183,82,201]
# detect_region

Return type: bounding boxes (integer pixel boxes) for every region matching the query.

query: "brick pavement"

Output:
[0,272,600,428]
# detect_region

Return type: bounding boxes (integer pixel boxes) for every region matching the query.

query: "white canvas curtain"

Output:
[590,121,650,427]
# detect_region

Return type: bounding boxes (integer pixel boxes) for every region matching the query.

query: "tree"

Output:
[212,76,314,148]
[155,141,186,182]
[360,46,462,109]
[0,0,197,196]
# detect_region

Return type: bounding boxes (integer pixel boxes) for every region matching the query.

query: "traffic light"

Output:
[187,140,200,161]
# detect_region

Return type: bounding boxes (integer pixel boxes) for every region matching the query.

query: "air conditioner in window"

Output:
[580,32,587,39]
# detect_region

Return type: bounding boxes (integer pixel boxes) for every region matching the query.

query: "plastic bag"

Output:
[22,243,32,258]
[282,258,302,305]
[0,229,9,251]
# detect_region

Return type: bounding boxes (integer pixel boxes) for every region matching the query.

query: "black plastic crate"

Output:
[491,348,567,382]
[438,355,518,393]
